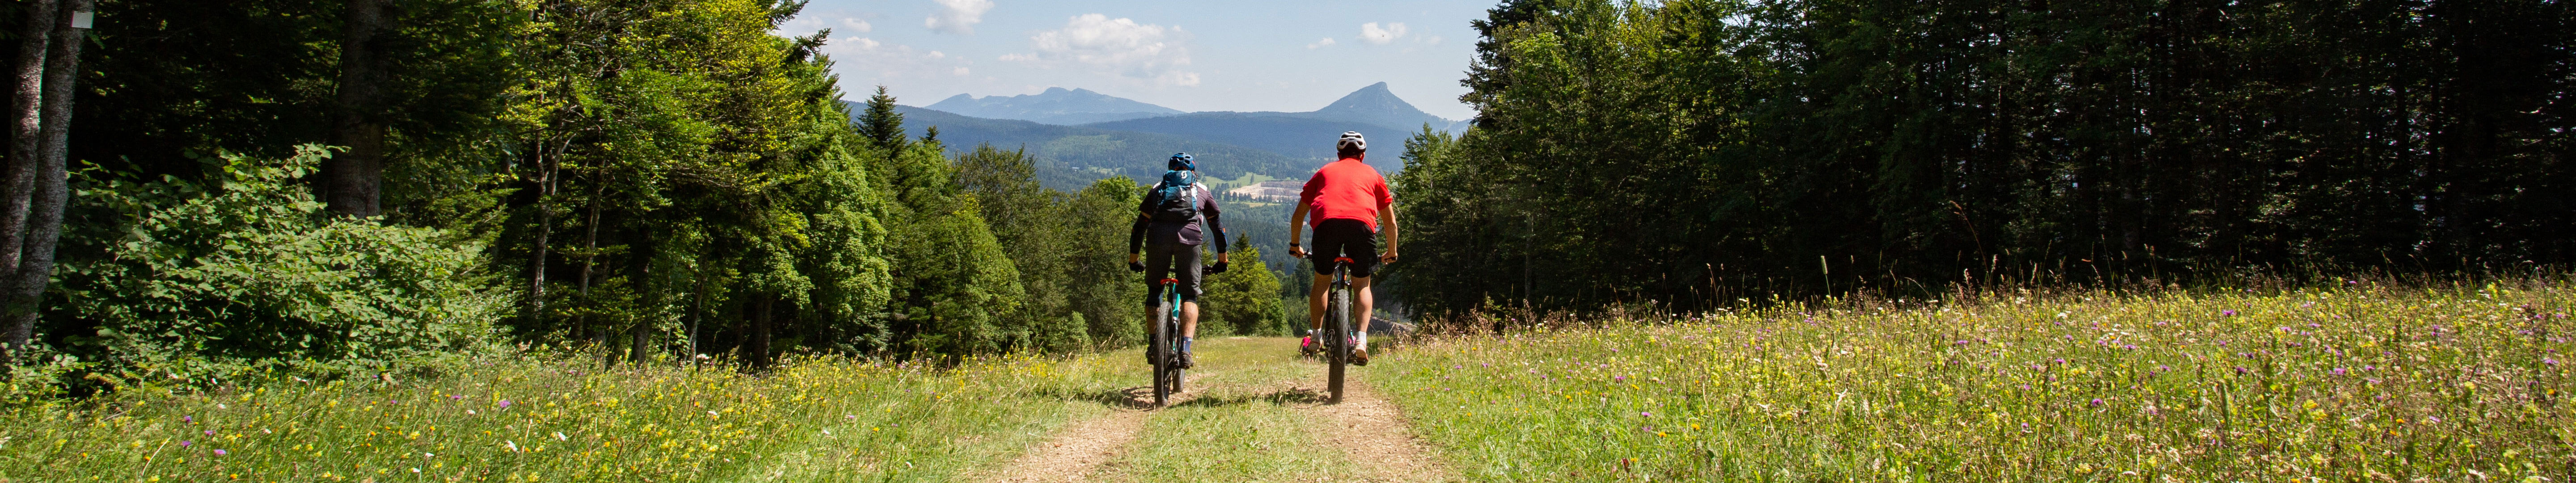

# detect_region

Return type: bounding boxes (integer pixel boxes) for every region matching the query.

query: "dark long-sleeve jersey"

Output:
[1128,181,1228,254]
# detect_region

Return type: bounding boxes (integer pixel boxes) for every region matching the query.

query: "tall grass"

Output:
[0,352,1131,482]
[1373,281,2576,481]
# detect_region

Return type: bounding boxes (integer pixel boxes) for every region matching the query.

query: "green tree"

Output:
[1201,235,1282,336]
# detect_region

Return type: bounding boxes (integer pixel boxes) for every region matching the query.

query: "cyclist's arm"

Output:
[1379,199,1398,258]
[1202,191,1228,255]
[1288,203,1309,247]
[1128,211,1150,256]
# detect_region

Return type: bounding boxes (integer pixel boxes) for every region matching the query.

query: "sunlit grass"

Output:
[1374,281,2576,481]
[0,352,1131,482]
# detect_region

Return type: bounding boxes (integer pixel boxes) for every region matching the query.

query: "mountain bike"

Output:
[1321,257,1356,403]
[1149,274,1189,407]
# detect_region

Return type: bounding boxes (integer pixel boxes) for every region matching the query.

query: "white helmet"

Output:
[1337,131,1366,152]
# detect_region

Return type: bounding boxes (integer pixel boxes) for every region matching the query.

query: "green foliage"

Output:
[1201,236,1284,336]
[48,146,507,389]
[1398,0,2576,317]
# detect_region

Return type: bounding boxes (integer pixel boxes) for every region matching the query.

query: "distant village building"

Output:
[1225,180,1301,203]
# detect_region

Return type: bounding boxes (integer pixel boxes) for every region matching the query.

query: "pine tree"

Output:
[857,85,907,153]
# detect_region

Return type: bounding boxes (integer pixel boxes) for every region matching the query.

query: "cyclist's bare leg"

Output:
[1180,301,1200,339]
[1307,274,1331,330]
[1352,275,1374,334]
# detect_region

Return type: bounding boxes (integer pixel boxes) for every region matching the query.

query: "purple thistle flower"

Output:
[182,415,193,423]
[498,400,512,408]
[179,441,192,447]
[1614,375,1627,382]
[1640,411,1653,417]
[2090,398,2104,407]
[2222,310,2237,316]
[2546,358,2560,366]
[204,430,216,436]
[212,449,227,456]
[2331,368,2348,376]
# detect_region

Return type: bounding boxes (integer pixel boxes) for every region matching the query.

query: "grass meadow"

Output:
[0,352,1135,482]
[1371,280,2576,481]
[6,280,2572,482]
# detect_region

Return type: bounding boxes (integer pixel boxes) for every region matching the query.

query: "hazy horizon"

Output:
[783,0,1488,120]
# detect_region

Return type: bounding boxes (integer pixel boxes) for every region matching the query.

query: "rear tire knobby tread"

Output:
[1327,287,1350,403]
[1153,300,1174,407]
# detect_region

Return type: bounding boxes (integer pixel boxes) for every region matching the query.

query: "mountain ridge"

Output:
[924,87,1184,126]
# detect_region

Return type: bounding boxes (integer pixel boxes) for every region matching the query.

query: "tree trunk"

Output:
[576,182,601,348]
[526,140,559,328]
[326,0,390,216]
[0,0,57,353]
[1,0,83,356]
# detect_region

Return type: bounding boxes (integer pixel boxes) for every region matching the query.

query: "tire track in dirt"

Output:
[984,373,1208,483]
[1302,380,1457,483]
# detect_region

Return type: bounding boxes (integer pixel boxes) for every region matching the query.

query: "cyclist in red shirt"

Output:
[1288,131,1397,365]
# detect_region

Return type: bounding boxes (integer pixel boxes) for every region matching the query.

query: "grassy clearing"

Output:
[1097,337,1361,483]
[0,352,1136,482]
[1373,282,2576,481]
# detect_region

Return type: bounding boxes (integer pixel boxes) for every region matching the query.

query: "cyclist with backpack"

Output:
[1290,132,1396,366]
[1128,153,1229,369]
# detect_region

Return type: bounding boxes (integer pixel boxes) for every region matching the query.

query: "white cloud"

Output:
[924,0,992,34]
[842,18,871,33]
[1425,35,1443,45]
[1011,14,1199,86]
[954,67,970,76]
[1306,37,1337,49]
[1359,22,1408,45]
[928,51,946,59]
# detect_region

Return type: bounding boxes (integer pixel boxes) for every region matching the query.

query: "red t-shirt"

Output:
[1298,158,1394,230]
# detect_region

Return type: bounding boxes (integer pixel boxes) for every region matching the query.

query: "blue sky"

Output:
[784,0,1491,120]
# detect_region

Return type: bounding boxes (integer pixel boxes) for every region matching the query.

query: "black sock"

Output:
[1181,337,1193,353]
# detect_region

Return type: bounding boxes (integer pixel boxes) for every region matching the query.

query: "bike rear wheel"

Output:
[1152,300,1175,407]
[1326,285,1350,403]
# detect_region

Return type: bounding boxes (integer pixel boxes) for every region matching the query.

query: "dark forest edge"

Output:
[1,0,2569,401]
[1382,0,2572,319]
[0,0,1298,401]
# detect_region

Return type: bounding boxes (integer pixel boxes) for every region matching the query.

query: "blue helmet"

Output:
[1168,153,1195,171]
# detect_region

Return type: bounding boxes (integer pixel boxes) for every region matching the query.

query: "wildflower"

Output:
[1614,375,1626,382]
[499,400,512,408]
[204,430,215,436]
[180,441,192,447]
[2089,398,2104,407]
[1640,411,1652,417]
[2546,358,2560,366]
[212,449,227,456]
[2222,310,2237,316]
[183,415,193,423]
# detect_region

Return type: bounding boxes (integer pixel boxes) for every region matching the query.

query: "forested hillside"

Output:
[1391,0,2574,317]
[0,0,1301,397]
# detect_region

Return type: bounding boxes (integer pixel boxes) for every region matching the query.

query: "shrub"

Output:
[43,145,508,391]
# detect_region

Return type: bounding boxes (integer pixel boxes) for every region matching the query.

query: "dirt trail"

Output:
[983,338,1455,483]
[1301,381,1457,483]
[985,374,1205,483]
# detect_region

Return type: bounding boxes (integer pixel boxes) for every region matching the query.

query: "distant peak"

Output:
[1042,86,1070,94]
[1362,81,1390,90]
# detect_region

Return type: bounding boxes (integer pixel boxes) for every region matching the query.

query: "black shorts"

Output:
[1142,241,1201,307]
[1306,218,1379,278]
